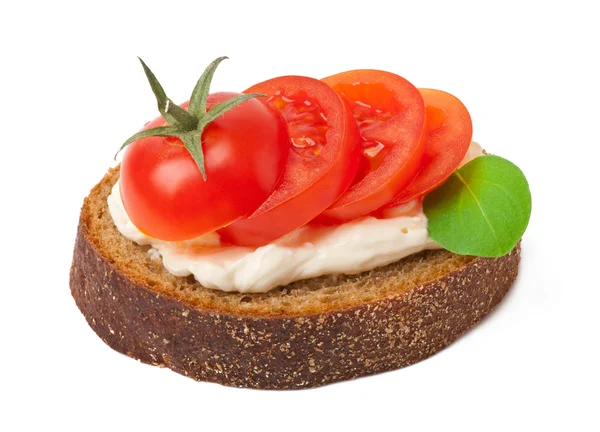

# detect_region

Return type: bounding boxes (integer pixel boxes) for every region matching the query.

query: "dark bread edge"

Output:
[70,215,520,390]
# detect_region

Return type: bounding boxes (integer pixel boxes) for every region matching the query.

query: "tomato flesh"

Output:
[272,91,329,159]
[120,93,289,241]
[218,76,361,247]
[316,70,426,223]
[384,88,473,206]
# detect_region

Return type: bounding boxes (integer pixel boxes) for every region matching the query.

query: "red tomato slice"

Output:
[315,70,426,223]
[218,76,361,247]
[384,89,473,207]
[120,93,289,241]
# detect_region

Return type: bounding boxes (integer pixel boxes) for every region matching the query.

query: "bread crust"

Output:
[70,172,520,389]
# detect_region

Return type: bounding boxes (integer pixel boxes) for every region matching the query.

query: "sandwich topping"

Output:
[108,142,483,293]
[110,57,531,293]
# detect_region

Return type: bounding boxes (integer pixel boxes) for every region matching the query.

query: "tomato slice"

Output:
[315,70,426,223]
[384,89,473,207]
[120,94,289,241]
[218,76,361,247]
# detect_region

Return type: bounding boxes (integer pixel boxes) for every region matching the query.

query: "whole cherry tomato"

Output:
[120,93,289,241]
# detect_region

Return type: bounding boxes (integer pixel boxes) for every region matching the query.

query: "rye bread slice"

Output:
[70,167,520,389]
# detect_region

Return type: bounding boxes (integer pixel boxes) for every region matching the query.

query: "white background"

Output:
[2,1,598,431]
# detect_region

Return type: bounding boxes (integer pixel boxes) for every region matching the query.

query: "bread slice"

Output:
[70,167,520,389]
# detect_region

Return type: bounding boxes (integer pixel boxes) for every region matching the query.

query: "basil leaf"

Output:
[423,155,531,257]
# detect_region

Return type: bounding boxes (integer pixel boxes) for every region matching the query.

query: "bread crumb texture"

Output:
[70,167,520,389]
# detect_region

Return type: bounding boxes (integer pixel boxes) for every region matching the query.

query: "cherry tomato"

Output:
[383,89,473,206]
[218,76,361,247]
[315,70,426,223]
[120,92,289,241]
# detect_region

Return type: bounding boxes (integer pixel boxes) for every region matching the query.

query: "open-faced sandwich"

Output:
[70,57,531,389]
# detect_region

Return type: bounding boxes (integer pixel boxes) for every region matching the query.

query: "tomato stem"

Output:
[116,57,265,180]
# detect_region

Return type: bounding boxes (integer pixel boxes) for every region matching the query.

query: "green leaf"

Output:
[115,125,182,158]
[201,93,265,127]
[187,56,228,118]
[423,155,531,257]
[137,57,197,129]
[178,131,206,180]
